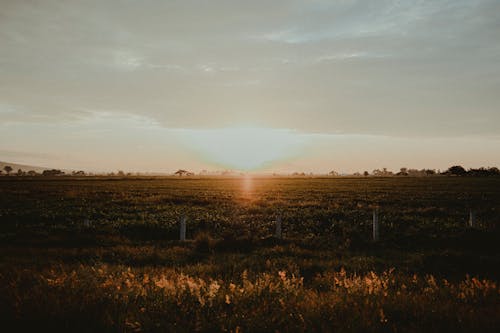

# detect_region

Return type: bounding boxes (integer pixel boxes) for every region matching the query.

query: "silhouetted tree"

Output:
[373,168,393,176]
[174,169,189,176]
[468,167,500,177]
[488,167,500,175]
[396,167,409,176]
[42,169,64,176]
[363,171,369,177]
[3,165,12,175]
[445,165,467,176]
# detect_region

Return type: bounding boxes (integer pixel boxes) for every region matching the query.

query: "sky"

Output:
[1,0,499,173]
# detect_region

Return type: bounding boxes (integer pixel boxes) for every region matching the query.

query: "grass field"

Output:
[1,176,500,332]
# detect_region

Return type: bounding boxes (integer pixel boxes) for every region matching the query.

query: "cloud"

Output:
[0,0,499,138]
[0,149,59,161]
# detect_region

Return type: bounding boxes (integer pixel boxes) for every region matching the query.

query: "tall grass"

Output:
[2,265,499,332]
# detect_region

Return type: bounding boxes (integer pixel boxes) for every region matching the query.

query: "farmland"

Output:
[1,176,500,332]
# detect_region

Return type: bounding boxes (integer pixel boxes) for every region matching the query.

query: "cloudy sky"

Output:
[1,0,499,173]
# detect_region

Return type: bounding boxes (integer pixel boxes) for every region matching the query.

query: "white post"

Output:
[373,208,379,242]
[468,210,475,228]
[275,213,282,239]
[180,215,186,241]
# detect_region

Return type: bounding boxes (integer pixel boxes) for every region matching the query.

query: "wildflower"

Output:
[208,281,220,299]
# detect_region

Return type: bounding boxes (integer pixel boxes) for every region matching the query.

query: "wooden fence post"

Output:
[275,213,282,239]
[180,215,186,241]
[373,208,379,242]
[468,210,475,228]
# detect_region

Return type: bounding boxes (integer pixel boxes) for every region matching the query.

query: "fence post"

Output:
[180,215,186,241]
[468,210,475,228]
[275,213,282,239]
[83,219,92,228]
[373,208,379,242]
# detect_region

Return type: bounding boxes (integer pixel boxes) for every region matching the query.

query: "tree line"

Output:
[0,167,83,177]
[2,165,500,177]
[324,165,500,177]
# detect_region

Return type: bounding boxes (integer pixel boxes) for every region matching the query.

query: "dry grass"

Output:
[2,265,499,332]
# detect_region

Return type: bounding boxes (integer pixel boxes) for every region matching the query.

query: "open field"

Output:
[1,176,500,332]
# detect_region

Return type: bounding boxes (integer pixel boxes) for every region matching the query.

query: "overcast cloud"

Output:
[1,0,499,171]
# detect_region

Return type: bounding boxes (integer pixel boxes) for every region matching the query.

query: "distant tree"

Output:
[174,169,190,176]
[363,171,369,177]
[27,170,38,176]
[373,168,394,176]
[488,167,500,176]
[3,165,12,175]
[329,170,339,176]
[16,169,24,176]
[445,165,467,176]
[467,168,484,177]
[117,170,125,177]
[72,170,86,176]
[396,167,409,176]
[407,169,421,176]
[42,169,64,176]
[468,167,500,177]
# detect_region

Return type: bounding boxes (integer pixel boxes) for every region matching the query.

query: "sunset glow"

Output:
[177,127,306,170]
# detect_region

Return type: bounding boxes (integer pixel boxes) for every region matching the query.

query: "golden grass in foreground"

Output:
[2,265,499,332]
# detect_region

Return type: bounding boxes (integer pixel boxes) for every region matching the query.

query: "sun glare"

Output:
[177,127,306,170]
[240,174,254,198]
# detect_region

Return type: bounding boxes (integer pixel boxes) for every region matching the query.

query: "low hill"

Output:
[0,161,70,174]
